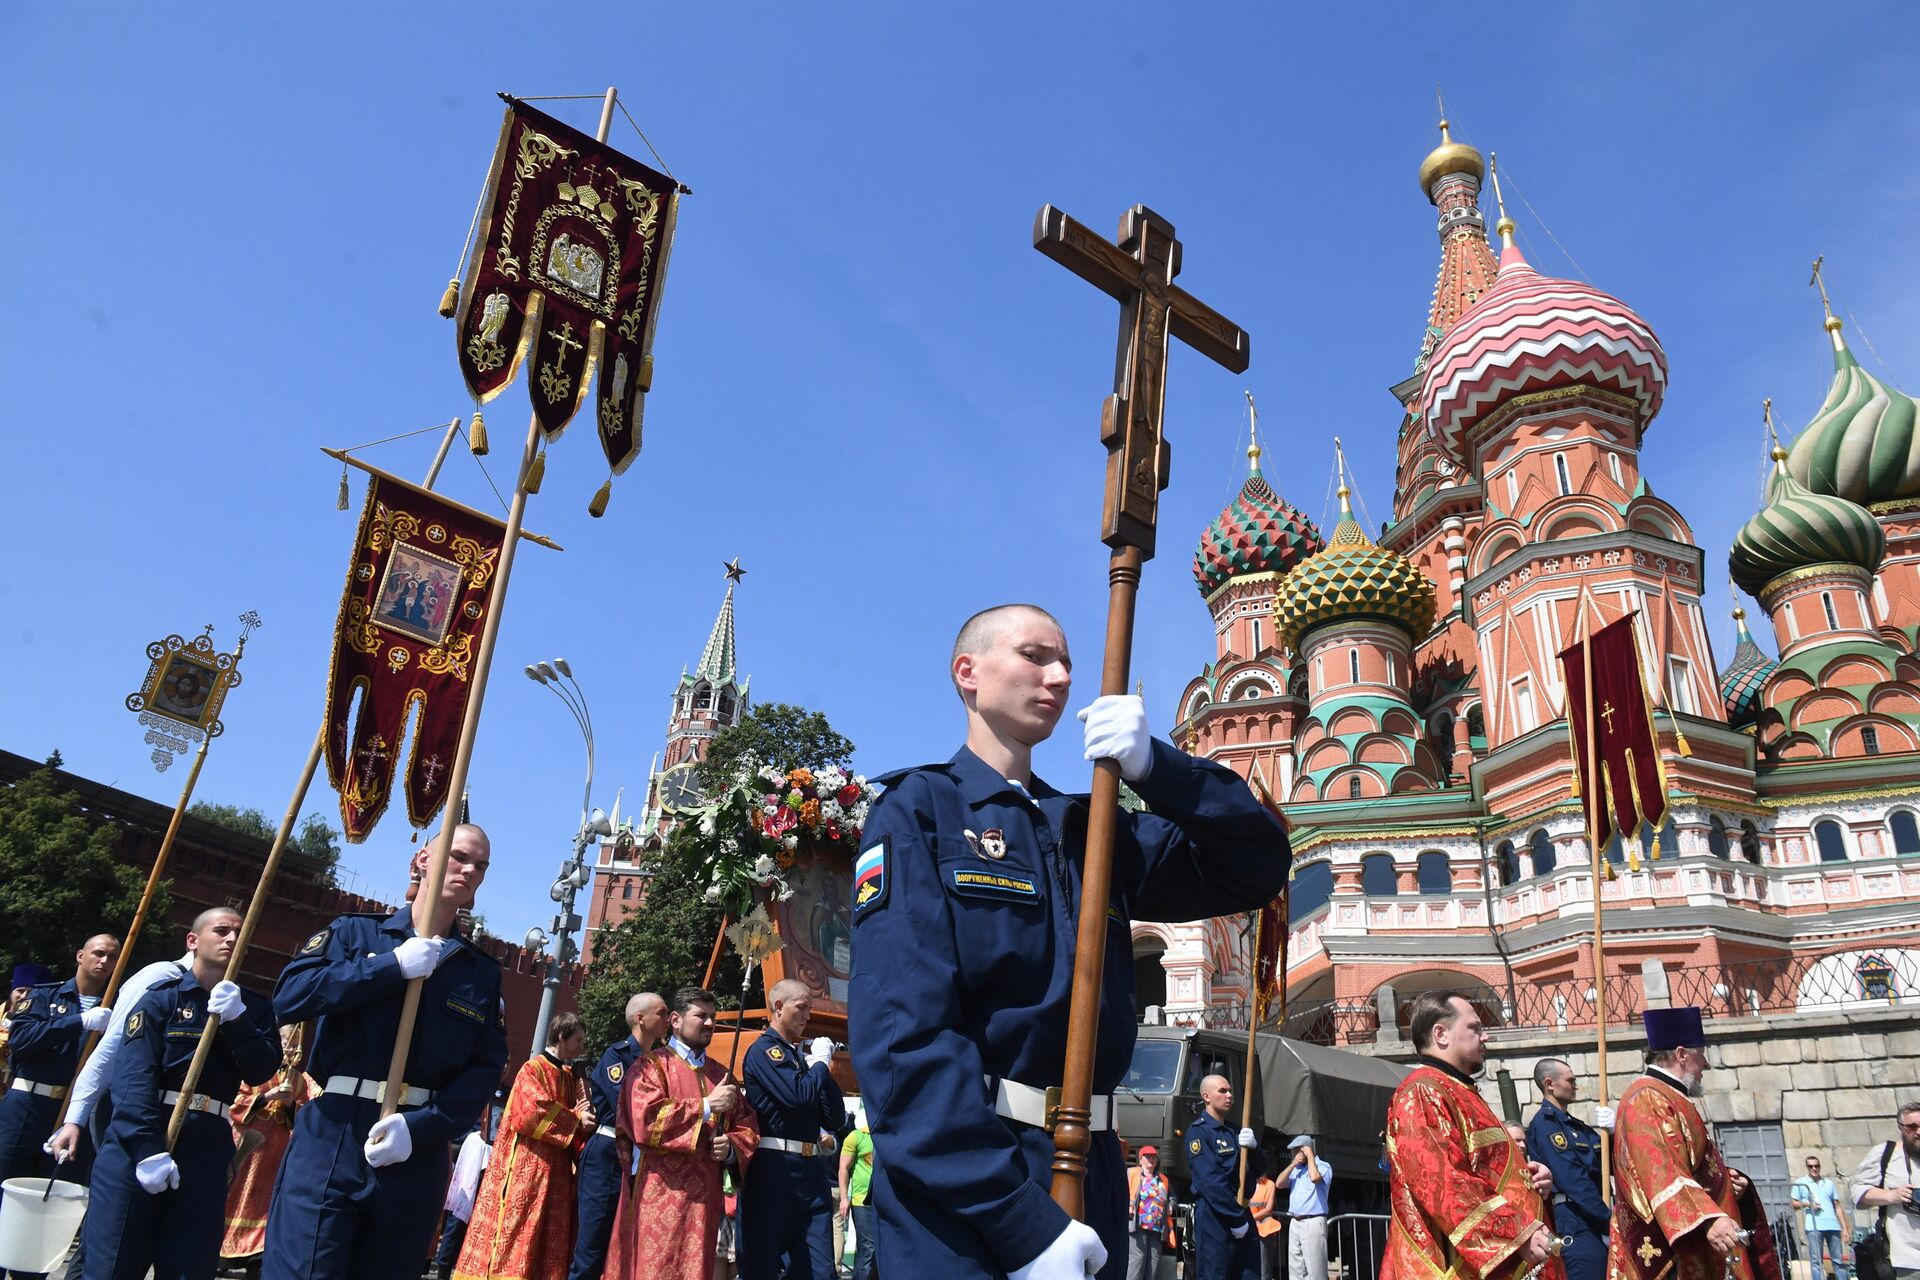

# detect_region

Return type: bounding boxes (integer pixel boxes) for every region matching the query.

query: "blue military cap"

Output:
[1643,1005,1705,1051]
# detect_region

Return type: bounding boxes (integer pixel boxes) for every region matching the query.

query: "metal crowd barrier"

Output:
[1327,1213,1391,1280]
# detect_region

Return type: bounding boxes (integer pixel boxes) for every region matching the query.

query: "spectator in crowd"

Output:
[1128,1143,1174,1280]
[1280,1135,1331,1280]
[1248,1150,1283,1280]
[1526,1058,1610,1280]
[838,1105,879,1280]
[1851,1104,1920,1280]
[1794,1155,1852,1280]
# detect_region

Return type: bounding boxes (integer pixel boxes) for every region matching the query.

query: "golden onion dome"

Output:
[1419,119,1485,194]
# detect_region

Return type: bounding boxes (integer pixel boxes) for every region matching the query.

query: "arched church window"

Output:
[1349,650,1361,685]
[1554,453,1572,496]
[1739,821,1763,864]
[1289,669,1308,701]
[1608,452,1624,488]
[1361,854,1397,896]
[1814,820,1849,862]
[718,692,736,721]
[1892,811,1920,856]
[1531,828,1556,876]
[693,685,712,711]
[1465,705,1485,746]
[1494,841,1518,887]
[1862,725,1882,756]
[1348,776,1362,800]
[1822,592,1839,631]
[1416,851,1452,894]
[1708,817,1730,859]
[1251,619,1263,653]
[1290,862,1333,921]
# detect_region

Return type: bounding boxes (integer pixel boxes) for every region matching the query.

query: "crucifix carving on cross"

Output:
[1032,202,1249,1218]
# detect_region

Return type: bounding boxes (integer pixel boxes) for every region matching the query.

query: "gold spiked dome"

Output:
[1419,118,1485,194]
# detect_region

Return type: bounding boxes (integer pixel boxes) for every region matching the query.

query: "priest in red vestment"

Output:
[608,986,759,1280]
[456,1012,596,1280]
[1385,991,1564,1280]
[222,1025,318,1264]
[1609,1007,1781,1280]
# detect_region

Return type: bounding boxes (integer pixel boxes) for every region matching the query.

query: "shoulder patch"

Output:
[767,1045,785,1062]
[854,839,888,915]
[301,929,329,954]
[608,1063,623,1084]
[1189,1137,1202,1155]
[126,1011,144,1038]
[1551,1131,1568,1149]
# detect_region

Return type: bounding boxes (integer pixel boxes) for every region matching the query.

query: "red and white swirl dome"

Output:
[1419,248,1667,463]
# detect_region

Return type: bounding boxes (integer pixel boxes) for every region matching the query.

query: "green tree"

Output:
[0,766,174,971]
[189,802,342,879]
[580,702,852,1051]
[694,702,854,792]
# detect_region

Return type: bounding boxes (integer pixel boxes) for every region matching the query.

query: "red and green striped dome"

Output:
[1194,452,1325,599]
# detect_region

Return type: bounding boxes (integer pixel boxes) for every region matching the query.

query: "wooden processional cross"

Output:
[1032,203,1249,1217]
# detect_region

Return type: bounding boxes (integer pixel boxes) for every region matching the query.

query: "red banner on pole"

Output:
[324,475,506,842]
[1558,612,1668,854]
[454,96,680,474]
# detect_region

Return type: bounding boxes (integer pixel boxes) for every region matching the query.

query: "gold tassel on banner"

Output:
[469,410,489,457]
[336,464,350,511]
[1649,831,1662,862]
[523,447,546,495]
[588,478,612,519]
[437,278,460,319]
[1673,723,1693,758]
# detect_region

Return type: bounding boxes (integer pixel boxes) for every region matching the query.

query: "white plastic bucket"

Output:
[0,1177,88,1273]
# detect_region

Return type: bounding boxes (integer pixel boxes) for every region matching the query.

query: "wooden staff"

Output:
[52,734,213,1127]
[1576,587,1614,1205]
[1236,880,1288,1205]
[1033,201,1248,1219]
[378,86,621,1121]
[162,416,473,1143]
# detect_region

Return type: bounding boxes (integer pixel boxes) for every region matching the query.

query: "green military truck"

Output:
[1115,1024,1408,1271]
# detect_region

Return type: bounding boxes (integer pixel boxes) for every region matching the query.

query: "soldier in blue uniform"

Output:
[1184,1075,1260,1280]
[849,605,1292,1280]
[740,977,846,1279]
[80,907,277,1280]
[567,990,668,1280]
[0,934,119,1187]
[261,824,508,1280]
[1524,1059,1611,1280]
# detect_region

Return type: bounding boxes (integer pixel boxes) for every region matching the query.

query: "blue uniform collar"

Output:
[947,746,1076,809]
[380,905,471,945]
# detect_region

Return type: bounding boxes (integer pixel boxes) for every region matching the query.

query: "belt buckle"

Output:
[801,1142,817,1157]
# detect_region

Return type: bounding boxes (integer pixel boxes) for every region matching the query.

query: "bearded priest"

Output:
[1608,1008,1782,1280]
[1383,990,1562,1280]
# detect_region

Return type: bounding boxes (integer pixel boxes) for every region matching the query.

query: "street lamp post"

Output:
[524,657,608,1058]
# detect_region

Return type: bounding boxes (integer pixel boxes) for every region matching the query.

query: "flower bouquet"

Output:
[683,755,875,917]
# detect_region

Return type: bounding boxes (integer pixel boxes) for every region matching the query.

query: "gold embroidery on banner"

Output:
[538,321,584,404]
[448,536,498,591]
[495,128,575,282]
[418,632,474,681]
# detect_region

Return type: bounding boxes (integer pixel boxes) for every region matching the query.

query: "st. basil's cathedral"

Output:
[1154,121,1920,1043]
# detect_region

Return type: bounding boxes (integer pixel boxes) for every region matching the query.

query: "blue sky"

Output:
[4,5,1916,951]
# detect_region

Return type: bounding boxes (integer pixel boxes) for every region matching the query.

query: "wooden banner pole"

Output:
[162,416,472,1145]
[1237,907,1261,1205]
[53,734,212,1129]
[379,88,618,1118]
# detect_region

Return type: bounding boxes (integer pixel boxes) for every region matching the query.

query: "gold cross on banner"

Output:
[1638,1239,1662,1266]
[1600,701,1616,733]
[547,321,584,361]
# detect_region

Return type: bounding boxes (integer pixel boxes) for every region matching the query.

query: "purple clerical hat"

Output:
[1643,1005,1705,1051]
[10,963,52,989]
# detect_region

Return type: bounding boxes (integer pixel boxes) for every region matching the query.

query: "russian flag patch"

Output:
[854,839,888,914]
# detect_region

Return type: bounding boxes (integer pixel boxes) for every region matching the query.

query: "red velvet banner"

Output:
[1558,612,1668,852]
[324,475,505,843]
[455,97,680,474]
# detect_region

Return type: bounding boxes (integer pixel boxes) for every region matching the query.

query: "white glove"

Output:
[393,936,450,980]
[1009,1219,1108,1280]
[135,1152,180,1194]
[363,1114,414,1167]
[807,1036,835,1067]
[80,1005,112,1032]
[819,1131,839,1155]
[1231,1223,1250,1239]
[207,981,245,1021]
[1077,694,1154,782]
[1594,1105,1617,1130]
[1239,1127,1258,1149]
